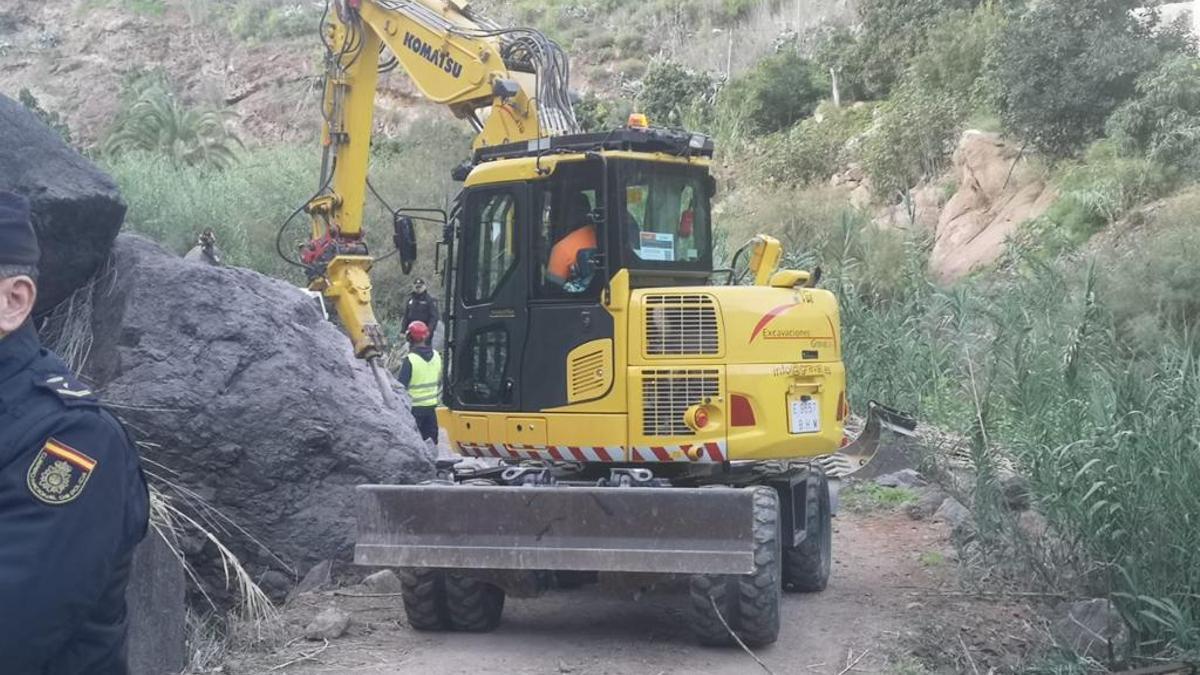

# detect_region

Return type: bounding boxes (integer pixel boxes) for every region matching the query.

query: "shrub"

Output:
[812,26,870,103]
[859,80,964,199]
[1024,140,1177,248]
[1098,191,1200,347]
[755,102,873,186]
[18,88,72,146]
[573,91,627,133]
[1108,56,1200,177]
[718,184,920,304]
[105,82,243,170]
[636,60,717,127]
[989,0,1192,158]
[717,48,827,135]
[836,0,981,100]
[908,5,1005,107]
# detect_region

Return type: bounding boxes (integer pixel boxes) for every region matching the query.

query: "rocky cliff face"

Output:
[930,131,1056,282]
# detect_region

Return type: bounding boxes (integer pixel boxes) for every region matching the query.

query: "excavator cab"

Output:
[443,130,718,417]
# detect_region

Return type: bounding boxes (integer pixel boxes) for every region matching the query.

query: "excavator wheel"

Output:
[783,471,832,593]
[444,572,506,632]
[688,486,782,647]
[398,568,450,631]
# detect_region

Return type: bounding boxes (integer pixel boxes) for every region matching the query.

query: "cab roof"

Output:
[471,127,716,165]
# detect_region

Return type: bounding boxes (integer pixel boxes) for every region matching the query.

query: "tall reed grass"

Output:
[101,118,470,322]
[811,203,1200,659]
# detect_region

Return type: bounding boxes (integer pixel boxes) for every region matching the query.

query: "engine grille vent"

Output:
[644,294,720,357]
[641,369,720,437]
[568,343,610,402]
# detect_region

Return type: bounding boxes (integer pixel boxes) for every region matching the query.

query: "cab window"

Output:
[622,166,710,265]
[533,163,603,298]
[624,168,705,263]
[462,190,518,304]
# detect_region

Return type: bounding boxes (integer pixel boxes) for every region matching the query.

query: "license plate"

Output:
[789,399,820,434]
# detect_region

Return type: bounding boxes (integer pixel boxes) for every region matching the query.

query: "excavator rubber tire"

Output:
[444,572,506,632]
[398,568,450,631]
[783,471,832,593]
[688,486,782,647]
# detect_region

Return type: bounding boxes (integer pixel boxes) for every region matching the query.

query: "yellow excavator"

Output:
[291,0,914,646]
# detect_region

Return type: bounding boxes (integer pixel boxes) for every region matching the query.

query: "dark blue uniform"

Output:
[0,322,149,674]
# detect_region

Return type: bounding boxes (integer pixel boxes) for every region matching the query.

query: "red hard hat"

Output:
[406,321,430,342]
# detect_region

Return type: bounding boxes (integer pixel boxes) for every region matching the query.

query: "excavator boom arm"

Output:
[300,0,576,359]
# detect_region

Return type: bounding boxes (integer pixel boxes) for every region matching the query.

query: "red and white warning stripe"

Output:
[455,441,728,463]
[455,443,621,462]
[629,441,726,463]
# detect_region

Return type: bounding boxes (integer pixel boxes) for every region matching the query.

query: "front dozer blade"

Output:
[817,400,917,479]
[355,485,758,575]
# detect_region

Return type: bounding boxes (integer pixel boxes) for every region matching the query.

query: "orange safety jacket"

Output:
[547,225,598,286]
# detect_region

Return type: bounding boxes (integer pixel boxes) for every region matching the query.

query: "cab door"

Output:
[449,184,529,411]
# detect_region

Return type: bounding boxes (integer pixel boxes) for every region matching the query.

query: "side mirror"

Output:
[705,174,718,198]
[393,214,418,274]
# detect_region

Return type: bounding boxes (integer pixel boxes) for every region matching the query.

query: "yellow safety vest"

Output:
[407,351,442,407]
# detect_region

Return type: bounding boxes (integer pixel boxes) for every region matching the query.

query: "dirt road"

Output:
[230,509,1042,674]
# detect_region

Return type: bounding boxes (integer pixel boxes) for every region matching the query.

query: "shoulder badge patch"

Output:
[40,375,95,399]
[26,438,97,505]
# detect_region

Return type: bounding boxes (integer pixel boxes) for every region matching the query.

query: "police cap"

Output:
[0,191,39,268]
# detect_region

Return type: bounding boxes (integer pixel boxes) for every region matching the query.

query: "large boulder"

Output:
[930,131,1057,282]
[82,235,433,588]
[0,93,125,313]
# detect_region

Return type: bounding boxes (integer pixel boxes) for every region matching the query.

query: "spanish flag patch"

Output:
[26,438,97,505]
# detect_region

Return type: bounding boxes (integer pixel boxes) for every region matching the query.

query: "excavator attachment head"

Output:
[816,401,917,479]
[355,485,758,575]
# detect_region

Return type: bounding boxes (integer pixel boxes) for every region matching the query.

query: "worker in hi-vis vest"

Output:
[397,321,441,443]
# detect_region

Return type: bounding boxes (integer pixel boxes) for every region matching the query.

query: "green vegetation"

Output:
[840,483,919,512]
[706,0,1200,663]
[81,0,166,16]
[1022,141,1176,250]
[817,0,980,101]
[574,91,626,133]
[636,61,717,128]
[846,239,1200,661]
[917,551,945,567]
[990,0,1192,158]
[717,49,827,135]
[196,0,318,42]
[18,89,72,146]
[105,81,243,170]
[754,102,873,187]
[1108,56,1200,177]
[505,0,761,41]
[102,118,470,324]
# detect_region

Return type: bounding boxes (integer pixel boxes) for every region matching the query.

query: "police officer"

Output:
[401,278,439,344]
[397,320,441,444]
[0,191,149,674]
